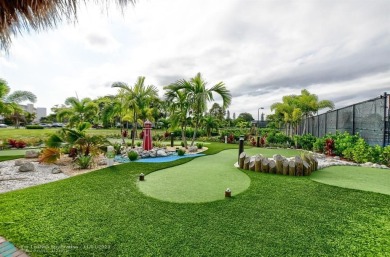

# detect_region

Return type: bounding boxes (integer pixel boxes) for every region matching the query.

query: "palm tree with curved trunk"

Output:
[164,81,192,148]
[180,73,232,146]
[112,76,158,147]
[0,78,37,128]
[57,97,98,127]
[297,89,334,134]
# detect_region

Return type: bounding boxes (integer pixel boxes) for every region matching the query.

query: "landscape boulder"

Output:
[19,162,35,172]
[51,167,62,174]
[25,150,40,158]
[14,160,25,166]
[157,149,168,157]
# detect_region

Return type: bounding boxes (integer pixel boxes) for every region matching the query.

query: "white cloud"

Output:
[0,0,389,118]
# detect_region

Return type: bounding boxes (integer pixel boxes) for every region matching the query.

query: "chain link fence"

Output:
[297,92,389,146]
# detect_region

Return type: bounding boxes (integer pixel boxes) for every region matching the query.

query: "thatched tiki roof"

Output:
[0,0,134,51]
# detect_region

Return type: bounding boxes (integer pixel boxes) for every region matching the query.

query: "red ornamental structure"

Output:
[142,120,153,151]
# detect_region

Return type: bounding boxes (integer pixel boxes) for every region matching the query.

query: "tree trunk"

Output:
[244,157,250,170]
[254,155,262,172]
[249,160,255,171]
[295,156,303,176]
[181,125,188,149]
[288,160,295,176]
[273,154,283,174]
[239,152,246,169]
[269,160,276,174]
[261,158,269,173]
[282,159,289,175]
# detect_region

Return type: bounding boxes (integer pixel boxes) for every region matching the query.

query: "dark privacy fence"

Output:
[297,92,390,146]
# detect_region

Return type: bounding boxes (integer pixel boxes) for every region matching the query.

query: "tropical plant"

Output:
[46,122,108,158]
[38,148,61,164]
[57,97,98,127]
[164,82,191,148]
[112,76,159,147]
[185,73,231,146]
[297,89,334,134]
[196,143,203,149]
[0,78,37,128]
[201,115,219,137]
[74,155,93,169]
[271,95,302,137]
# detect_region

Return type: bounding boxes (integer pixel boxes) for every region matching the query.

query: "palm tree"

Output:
[202,115,219,137]
[271,95,301,137]
[171,73,232,146]
[164,81,192,148]
[0,1,135,51]
[297,89,334,134]
[112,76,158,147]
[57,97,98,127]
[0,78,37,127]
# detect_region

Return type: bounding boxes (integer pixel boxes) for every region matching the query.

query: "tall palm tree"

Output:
[0,78,37,127]
[112,76,158,147]
[164,81,192,148]
[271,95,301,137]
[57,97,98,127]
[297,89,334,134]
[0,0,135,51]
[184,73,231,146]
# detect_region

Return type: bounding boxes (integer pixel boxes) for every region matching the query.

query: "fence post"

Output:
[352,104,355,135]
[384,92,387,147]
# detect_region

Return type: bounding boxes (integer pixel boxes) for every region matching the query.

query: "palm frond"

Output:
[0,0,135,51]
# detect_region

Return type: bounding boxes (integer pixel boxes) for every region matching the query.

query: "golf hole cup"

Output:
[225,188,232,198]
[106,146,115,167]
[139,173,145,181]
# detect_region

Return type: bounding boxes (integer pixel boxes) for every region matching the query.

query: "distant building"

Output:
[19,103,47,123]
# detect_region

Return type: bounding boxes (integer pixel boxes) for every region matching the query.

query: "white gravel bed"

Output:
[0,160,69,194]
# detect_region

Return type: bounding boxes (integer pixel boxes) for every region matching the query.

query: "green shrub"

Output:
[313,138,326,153]
[294,134,316,150]
[181,142,185,147]
[26,125,44,129]
[128,151,138,161]
[177,149,185,156]
[136,141,142,147]
[113,143,121,155]
[75,155,92,169]
[351,138,371,163]
[332,131,360,156]
[381,145,390,166]
[369,145,383,164]
[266,132,292,145]
[196,143,203,149]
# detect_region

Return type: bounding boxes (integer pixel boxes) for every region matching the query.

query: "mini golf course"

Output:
[138,148,302,203]
[138,150,251,203]
[310,166,390,195]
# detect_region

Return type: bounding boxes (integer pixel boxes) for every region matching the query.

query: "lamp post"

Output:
[257,107,264,128]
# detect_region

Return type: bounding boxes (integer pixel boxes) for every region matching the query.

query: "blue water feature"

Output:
[114,153,205,163]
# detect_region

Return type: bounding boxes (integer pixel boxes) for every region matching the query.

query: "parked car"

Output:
[39,123,52,128]
[0,123,8,128]
[52,123,64,128]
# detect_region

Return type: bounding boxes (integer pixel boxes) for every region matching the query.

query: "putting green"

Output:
[137,150,250,203]
[310,166,390,195]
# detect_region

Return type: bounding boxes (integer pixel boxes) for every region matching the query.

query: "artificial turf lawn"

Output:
[138,147,302,203]
[138,150,251,203]
[0,143,389,256]
[311,165,390,196]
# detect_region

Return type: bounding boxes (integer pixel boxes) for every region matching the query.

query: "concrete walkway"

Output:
[0,237,28,257]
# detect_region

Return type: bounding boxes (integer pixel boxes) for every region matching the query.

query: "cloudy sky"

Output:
[1,0,390,119]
